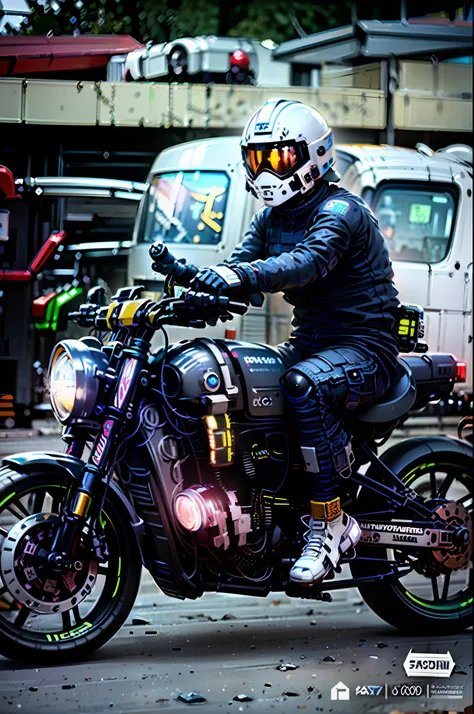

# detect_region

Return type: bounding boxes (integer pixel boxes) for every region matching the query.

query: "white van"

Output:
[128,137,473,402]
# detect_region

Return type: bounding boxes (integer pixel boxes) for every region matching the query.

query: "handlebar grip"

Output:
[149,241,198,287]
[174,261,199,286]
[218,297,248,315]
[149,241,176,272]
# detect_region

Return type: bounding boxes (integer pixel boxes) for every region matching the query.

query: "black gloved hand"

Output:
[184,290,234,326]
[149,241,199,286]
[189,265,245,296]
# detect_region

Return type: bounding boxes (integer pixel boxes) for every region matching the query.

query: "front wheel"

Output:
[350,437,472,635]
[0,466,141,663]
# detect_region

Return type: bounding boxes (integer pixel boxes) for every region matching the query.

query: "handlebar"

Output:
[68,289,249,330]
[148,240,264,308]
[68,241,257,329]
[185,292,248,316]
[149,241,199,287]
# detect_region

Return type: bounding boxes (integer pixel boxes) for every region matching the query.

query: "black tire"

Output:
[350,436,473,635]
[0,466,141,663]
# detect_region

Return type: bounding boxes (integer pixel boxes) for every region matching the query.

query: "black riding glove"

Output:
[190,263,260,296]
[149,241,199,286]
[190,265,244,296]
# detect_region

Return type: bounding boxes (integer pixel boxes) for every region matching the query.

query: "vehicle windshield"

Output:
[373,184,457,263]
[138,171,229,245]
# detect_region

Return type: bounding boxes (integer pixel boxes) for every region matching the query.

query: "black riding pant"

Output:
[278,343,393,502]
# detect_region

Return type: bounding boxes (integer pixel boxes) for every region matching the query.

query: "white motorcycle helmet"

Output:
[241,98,340,207]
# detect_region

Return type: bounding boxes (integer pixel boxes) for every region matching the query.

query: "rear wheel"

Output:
[0,467,141,663]
[350,438,472,634]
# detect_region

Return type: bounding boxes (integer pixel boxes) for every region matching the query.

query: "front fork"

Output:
[49,347,147,572]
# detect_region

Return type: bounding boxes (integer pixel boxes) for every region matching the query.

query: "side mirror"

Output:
[86,286,106,306]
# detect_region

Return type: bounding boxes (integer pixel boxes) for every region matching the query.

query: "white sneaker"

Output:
[289,512,361,584]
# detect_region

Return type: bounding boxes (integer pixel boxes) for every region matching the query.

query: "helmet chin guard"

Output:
[241,98,339,207]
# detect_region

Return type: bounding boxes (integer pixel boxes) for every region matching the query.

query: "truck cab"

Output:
[338,143,472,402]
[127,137,472,401]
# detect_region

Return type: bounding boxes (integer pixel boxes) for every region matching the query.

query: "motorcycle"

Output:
[0,243,471,663]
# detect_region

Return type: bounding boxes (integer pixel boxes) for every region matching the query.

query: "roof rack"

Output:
[436,144,473,166]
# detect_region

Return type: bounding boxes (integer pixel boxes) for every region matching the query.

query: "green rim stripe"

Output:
[0,492,16,509]
[111,556,122,598]
[112,578,121,598]
[405,591,450,611]
[405,590,473,612]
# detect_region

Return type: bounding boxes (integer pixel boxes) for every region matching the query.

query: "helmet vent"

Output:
[254,99,294,135]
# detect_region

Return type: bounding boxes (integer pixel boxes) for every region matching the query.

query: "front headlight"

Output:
[48,339,109,424]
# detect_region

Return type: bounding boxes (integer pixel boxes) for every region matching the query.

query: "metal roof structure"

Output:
[336,143,473,179]
[272,19,473,65]
[0,35,143,76]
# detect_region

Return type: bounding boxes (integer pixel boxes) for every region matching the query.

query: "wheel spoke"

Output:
[431,575,440,601]
[441,572,452,602]
[457,493,473,509]
[5,501,30,521]
[62,609,72,630]
[72,605,81,625]
[97,564,109,576]
[429,471,437,498]
[0,585,7,597]
[15,607,31,628]
[0,526,8,538]
[436,472,455,499]
[31,490,46,514]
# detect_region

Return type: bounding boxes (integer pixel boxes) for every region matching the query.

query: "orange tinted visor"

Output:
[242,142,308,179]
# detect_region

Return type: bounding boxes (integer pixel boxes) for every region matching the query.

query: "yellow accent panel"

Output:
[73,492,91,517]
[310,498,341,521]
[118,299,149,327]
[105,302,119,330]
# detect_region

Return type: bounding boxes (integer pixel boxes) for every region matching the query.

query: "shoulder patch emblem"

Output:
[324,199,350,216]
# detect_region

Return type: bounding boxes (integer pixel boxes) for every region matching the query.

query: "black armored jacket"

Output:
[226,181,400,371]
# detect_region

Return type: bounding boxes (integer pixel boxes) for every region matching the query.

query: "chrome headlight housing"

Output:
[47,338,109,424]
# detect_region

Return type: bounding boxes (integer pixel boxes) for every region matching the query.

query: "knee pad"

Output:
[281,369,312,399]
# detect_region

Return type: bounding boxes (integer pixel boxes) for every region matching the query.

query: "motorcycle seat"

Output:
[355,358,416,424]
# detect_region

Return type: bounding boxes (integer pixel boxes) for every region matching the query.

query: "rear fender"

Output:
[2,450,147,566]
[370,435,472,476]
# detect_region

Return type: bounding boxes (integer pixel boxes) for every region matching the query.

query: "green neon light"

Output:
[35,286,83,331]
[460,597,473,607]
[0,491,16,509]
[50,286,83,332]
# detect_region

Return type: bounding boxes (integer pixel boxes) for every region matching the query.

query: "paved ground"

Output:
[0,430,471,714]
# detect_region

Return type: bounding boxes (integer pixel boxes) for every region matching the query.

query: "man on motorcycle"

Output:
[155,98,400,584]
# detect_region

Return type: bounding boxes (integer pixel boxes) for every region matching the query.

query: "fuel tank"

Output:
[157,337,287,418]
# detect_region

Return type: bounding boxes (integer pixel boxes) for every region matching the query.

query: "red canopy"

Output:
[0,35,143,77]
